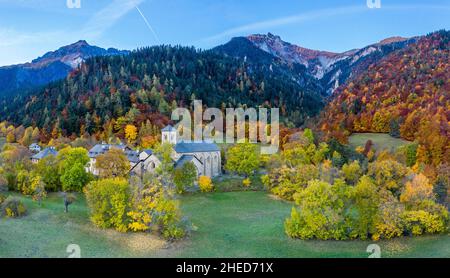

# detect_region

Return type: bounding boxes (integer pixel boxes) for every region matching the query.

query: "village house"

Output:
[87,125,221,178]
[86,143,140,175]
[31,147,58,164]
[29,143,41,153]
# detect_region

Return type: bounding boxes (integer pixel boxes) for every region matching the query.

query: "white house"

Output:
[31,147,58,164]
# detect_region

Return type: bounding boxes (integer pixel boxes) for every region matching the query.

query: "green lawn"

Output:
[349,133,410,151]
[1,191,449,258]
[0,193,169,258]
[178,191,450,258]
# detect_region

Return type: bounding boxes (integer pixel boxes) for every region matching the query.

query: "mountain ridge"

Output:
[216,32,417,94]
[0,40,129,96]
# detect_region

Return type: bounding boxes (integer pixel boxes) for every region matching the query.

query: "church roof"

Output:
[175,155,201,169]
[162,125,176,132]
[32,147,58,160]
[142,149,153,155]
[174,141,220,153]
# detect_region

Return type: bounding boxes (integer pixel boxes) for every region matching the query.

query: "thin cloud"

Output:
[200,6,367,44]
[200,4,450,45]
[0,27,64,48]
[135,5,161,44]
[82,0,145,39]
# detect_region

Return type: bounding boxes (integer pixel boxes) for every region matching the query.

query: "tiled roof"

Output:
[31,147,58,160]
[125,150,140,163]
[175,155,201,169]
[142,149,153,155]
[174,141,219,153]
[88,143,139,163]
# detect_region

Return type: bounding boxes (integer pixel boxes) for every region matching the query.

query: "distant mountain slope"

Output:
[318,30,449,166]
[0,40,129,96]
[213,36,325,97]
[0,45,325,138]
[215,33,416,95]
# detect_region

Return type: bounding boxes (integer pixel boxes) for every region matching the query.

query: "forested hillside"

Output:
[0,40,128,97]
[0,45,324,141]
[318,30,450,166]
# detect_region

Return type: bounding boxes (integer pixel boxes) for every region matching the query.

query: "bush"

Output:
[372,191,405,240]
[265,165,319,201]
[173,162,197,193]
[402,210,447,236]
[0,194,6,205]
[198,176,213,192]
[127,177,188,240]
[242,178,251,187]
[285,180,350,240]
[341,160,362,185]
[84,178,131,232]
[352,176,380,240]
[1,197,27,218]
[225,143,260,176]
[61,162,92,192]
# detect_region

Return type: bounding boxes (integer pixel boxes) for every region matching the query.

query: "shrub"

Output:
[173,162,197,193]
[198,176,213,192]
[341,160,362,185]
[352,176,380,240]
[225,143,260,176]
[0,194,6,205]
[400,173,434,207]
[242,178,251,187]
[127,177,187,240]
[84,178,131,232]
[372,191,405,240]
[61,163,91,192]
[265,165,319,201]
[368,159,409,197]
[402,210,447,236]
[1,197,27,218]
[155,198,186,240]
[285,180,350,240]
[30,175,47,206]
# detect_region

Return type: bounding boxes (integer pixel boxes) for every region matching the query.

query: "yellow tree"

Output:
[95,148,130,178]
[125,124,138,144]
[400,173,434,207]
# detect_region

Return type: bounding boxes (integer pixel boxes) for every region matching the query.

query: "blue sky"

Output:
[0,0,449,66]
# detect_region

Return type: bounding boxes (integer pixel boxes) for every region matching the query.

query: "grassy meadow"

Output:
[1,191,448,258]
[349,133,410,151]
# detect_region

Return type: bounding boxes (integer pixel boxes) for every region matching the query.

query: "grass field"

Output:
[349,133,410,151]
[0,191,449,258]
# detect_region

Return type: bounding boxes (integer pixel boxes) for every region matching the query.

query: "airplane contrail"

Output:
[135,5,161,45]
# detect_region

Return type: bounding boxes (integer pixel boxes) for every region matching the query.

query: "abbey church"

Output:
[87,125,221,178]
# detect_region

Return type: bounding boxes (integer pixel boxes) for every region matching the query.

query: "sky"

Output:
[0,0,449,66]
